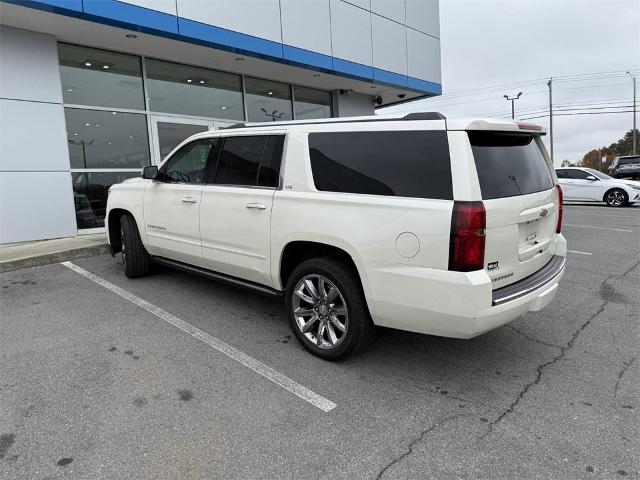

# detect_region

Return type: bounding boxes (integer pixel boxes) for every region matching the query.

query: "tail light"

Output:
[555,185,563,233]
[449,201,486,272]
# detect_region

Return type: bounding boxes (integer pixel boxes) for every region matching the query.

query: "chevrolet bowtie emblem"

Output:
[540,207,549,218]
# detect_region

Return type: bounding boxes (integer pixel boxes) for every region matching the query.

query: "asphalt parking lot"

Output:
[1,204,638,480]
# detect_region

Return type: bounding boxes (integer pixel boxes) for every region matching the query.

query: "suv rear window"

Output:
[308,131,453,200]
[618,156,640,165]
[469,132,554,200]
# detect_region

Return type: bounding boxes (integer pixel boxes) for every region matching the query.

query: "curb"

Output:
[0,244,111,273]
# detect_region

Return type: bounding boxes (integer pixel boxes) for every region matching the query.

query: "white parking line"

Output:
[566,212,640,220]
[563,224,633,233]
[62,261,337,413]
[567,250,593,256]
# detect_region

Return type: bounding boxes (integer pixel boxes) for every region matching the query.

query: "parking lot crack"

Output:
[373,413,477,480]
[480,299,608,439]
[507,325,563,349]
[614,356,637,397]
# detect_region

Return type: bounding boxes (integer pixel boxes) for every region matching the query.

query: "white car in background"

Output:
[555,167,640,207]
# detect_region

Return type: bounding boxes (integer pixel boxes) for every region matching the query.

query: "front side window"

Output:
[58,43,144,110]
[160,140,213,184]
[308,131,453,200]
[470,132,554,199]
[214,136,284,187]
[565,169,591,180]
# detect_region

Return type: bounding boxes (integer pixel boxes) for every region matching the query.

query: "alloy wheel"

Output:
[120,226,127,267]
[606,190,625,207]
[292,274,349,349]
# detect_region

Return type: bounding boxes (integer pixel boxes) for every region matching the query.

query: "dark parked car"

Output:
[609,155,640,179]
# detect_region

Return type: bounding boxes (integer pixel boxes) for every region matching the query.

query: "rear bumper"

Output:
[364,235,567,338]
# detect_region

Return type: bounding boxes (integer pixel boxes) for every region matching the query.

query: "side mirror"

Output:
[585,175,598,181]
[142,165,159,180]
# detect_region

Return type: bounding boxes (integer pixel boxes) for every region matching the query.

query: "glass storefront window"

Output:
[65,108,151,169]
[145,59,244,120]
[245,77,292,122]
[58,43,144,110]
[293,87,332,119]
[72,172,140,228]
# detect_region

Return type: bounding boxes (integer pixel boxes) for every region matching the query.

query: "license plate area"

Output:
[518,217,552,261]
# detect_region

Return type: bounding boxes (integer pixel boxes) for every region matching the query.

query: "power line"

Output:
[519,110,636,121]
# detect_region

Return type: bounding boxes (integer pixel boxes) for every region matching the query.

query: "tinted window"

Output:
[161,140,213,184]
[258,136,284,187]
[214,136,284,187]
[619,156,640,165]
[565,169,591,180]
[555,169,567,179]
[470,132,553,199]
[308,131,452,199]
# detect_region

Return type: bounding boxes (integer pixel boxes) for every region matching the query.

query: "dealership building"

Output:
[0,0,441,243]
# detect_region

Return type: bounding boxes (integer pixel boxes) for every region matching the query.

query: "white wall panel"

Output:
[371,0,405,23]
[121,0,178,15]
[0,100,70,172]
[407,29,440,83]
[405,0,439,37]
[343,0,370,9]
[281,0,332,56]
[330,0,372,65]
[177,0,282,43]
[0,171,77,243]
[0,26,63,103]
[371,14,406,75]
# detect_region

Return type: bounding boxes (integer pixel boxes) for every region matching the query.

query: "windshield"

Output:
[584,168,612,180]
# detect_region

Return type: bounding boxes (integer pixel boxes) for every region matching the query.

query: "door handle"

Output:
[246,202,267,210]
[181,196,197,203]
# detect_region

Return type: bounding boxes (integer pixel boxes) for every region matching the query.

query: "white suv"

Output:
[106,113,567,360]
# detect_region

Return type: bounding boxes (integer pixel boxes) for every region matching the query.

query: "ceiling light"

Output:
[186,79,193,83]
[199,80,205,84]
[235,57,244,61]
[112,112,117,115]
[129,135,134,139]
[126,34,138,38]
[84,62,92,67]
[267,91,273,95]
[95,124,100,127]
[107,142,112,145]
[85,123,91,126]
[102,65,110,69]
[66,88,74,92]
[221,106,228,110]
[73,133,79,136]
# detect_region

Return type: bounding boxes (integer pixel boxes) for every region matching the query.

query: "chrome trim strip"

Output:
[492,256,566,306]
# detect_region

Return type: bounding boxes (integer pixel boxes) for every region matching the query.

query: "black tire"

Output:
[120,214,151,278]
[285,256,373,361]
[603,188,628,208]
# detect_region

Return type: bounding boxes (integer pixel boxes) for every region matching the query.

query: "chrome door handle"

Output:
[246,203,267,210]
[181,196,197,203]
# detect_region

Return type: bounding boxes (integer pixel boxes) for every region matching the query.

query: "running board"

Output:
[152,256,282,298]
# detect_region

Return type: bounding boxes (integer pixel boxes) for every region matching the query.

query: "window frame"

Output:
[207,134,286,189]
[157,138,217,185]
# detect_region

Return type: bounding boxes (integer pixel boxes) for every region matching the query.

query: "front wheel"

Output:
[604,188,628,208]
[285,257,373,361]
[120,214,151,278]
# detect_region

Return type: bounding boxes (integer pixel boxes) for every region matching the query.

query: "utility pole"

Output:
[503,92,523,119]
[627,71,637,155]
[548,78,554,164]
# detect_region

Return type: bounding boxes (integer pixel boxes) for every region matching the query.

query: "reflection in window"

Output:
[58,43,144,110]
[145,59,244,120]
[65,108,151,169]
[72,172,140,228]
[293,87,332,119]
[161,140,213,184]
[245,77,292,122]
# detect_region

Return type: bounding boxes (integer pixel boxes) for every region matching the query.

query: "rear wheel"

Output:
[120,214,151,278]
[604,188,628,208]
[285,257,372,360]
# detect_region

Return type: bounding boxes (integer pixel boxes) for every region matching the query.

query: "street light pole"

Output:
[627,71,637,155]
[503,92,523,120]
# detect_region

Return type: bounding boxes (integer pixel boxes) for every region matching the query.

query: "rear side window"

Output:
[214,135,284,187]
[469,132,553,199]
[308,131,453,200]
[619,156,640,165]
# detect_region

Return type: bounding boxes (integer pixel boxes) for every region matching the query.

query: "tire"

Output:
[604,188,628,208]
[285,257,373,361]
[120,214,151,278]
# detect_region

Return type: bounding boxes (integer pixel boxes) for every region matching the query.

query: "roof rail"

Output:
[224,112,445,129]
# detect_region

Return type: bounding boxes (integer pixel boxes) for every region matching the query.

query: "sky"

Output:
[381,0,640,165]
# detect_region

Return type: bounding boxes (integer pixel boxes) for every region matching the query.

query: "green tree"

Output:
[580,129,638,171]
[560,159,576,167]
